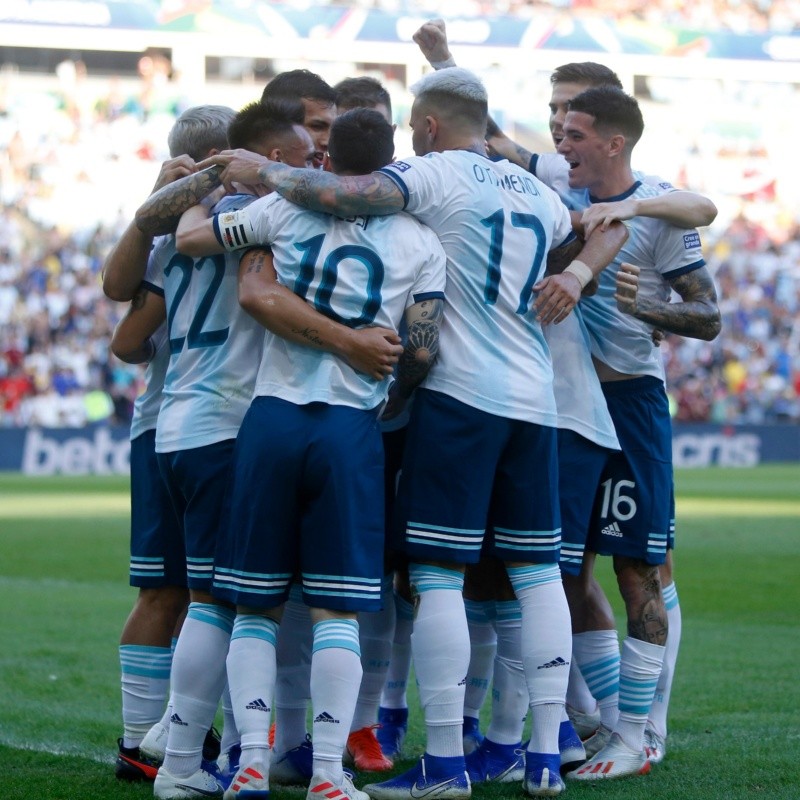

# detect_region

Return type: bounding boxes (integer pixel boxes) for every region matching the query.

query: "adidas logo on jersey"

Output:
[170,713,188,727]
[601,521,623,538]
[246,698,270,712]
[314,711,339,724]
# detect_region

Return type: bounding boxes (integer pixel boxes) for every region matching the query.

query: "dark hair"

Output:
[227,99,304,151]
[327,108,394,174]
[261,68,336,106]
[333,76,392,119]
[551,62,623,90]
[567,86,644,148]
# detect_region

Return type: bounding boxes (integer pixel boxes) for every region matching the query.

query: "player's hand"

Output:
[413,19,453,66]
[532,272,582,325]
[198,149,271,195]
[581,199,637,238]
[343,327,403,381]
[615,262,642,317]
[151,155,197,193]
[652,327,665,346]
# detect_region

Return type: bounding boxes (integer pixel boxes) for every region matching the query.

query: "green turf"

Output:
[0,466,798,799]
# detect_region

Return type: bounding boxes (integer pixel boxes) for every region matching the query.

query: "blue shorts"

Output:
[557,428,614,576]
[397,389,561,565]
[129,430,186,588]
[157,438,236,591]
[588,377,673,564]
[214,397,385,612]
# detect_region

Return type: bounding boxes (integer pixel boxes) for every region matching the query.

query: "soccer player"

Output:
[103,132,233,783]
[414,18,718,765]
[555,86,721,780]
[334,76,393,124]
[125,102,319,800]
[201,66,626,799]
[262,69,337,169]
[178,107,447,800]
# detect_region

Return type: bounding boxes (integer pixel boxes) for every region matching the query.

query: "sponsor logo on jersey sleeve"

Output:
[683,232,701,249]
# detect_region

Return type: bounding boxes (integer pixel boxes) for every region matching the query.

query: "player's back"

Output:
[247,193,445,411]
[151,195,264,452]
[380,150,574,425]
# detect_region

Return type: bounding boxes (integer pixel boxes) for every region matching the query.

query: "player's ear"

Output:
[608,133,626,158]
[268,146,283,163]
[426,115,438,143]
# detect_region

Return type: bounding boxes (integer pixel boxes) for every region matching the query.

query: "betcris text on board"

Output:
[22,428,130,475]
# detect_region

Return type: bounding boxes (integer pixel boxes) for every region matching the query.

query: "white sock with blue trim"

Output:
[488,599,528,745]
[380,591,413,709]
[352,574,395,730]
[571,629,620,730]
[119,644,172,748]
[506,564,571,756]
[274,588,312,754]
[227,614,279,768]
[409,563,469,759]
[463,599,497,720]
[163,603,234,778]
[615,637,665,751]
[648,581,681,738]
[310,618,362,781]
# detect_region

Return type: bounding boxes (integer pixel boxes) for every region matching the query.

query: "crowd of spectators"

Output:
[0,45,797,429]
[280,0,800,33]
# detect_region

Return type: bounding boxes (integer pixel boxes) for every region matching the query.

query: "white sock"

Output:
[565,658,598,716]
[352,575,395,731]
[163,603,234,778]
[463,599,497,719]
[571,629,620,730]
[487,600,527,745]
[409,564,469,759]
[119,645,172,748]
[274,591,312,754]
[649,582,681,738]
[507,565,571,756]
[219,681,239,756]
[227,615,278,767]
[616,637,665,751]
[380,592,414,709]
[310,619,362,781]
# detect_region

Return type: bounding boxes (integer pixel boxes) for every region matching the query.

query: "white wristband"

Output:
[564,260,594,289]
[430,56,456,70]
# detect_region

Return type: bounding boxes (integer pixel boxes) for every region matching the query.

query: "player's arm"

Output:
[200,150,405,218]
[175,203,225,256]
[533,220,628,324]
[382,298,443,421]
[615,262,721,341]
[135,165,225,236]
[111,286,167,364]
[412,18,533,170]
[238,249,403,380]
[103,155,197,300]
[581,191,718,238]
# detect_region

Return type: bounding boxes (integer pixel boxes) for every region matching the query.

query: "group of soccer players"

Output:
[105,17,721,800]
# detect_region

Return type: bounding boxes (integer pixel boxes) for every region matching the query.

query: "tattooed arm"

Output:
[135,166,224,236]
[111,286,167,364]
[238,249,403,381]
[382,298,443,421]
[615,263,721,341]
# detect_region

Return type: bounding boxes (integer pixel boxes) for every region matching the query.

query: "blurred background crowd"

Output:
[0,5,798,428]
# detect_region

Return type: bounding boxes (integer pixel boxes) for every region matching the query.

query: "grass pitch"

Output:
[1,466,798,799]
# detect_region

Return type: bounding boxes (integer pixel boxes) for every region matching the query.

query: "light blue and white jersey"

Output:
[380,151,574,425]
[544,308,619,450]
[216,192,446,410]
[129,244,168,441]
[144,195,265,453]
[530,152,677,212]
[530,154,705,381]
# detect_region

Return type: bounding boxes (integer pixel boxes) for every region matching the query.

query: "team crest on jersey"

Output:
[657,181,674,190]
[391,161,412,172]
[683,232,701,250]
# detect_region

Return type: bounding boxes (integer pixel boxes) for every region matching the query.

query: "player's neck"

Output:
[588,167,636,202]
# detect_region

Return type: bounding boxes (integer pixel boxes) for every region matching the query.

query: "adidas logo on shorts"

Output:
[601,521,623,537]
